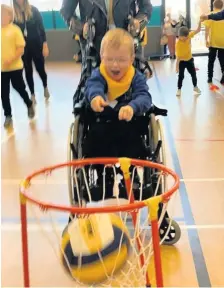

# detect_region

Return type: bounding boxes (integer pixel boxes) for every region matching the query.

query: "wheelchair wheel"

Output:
[67,115,83,206]
[159,218,181,245]
[150,115,181,245]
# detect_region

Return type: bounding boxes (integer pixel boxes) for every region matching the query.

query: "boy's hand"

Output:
[119,105,134,122]
[206,41,210,48]
[200,14,208,21]
[91,96,108,112]
[176,66,179,73]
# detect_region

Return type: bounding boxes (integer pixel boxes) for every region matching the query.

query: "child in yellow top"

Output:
[175,20,202,97]
[203,0,224,85]
[1,4,34,128]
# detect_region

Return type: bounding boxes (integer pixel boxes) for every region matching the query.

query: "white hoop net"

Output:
[22,162,178,287]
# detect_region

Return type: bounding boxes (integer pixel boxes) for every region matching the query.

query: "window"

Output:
[29,0,62,11]
[151,0,162,6]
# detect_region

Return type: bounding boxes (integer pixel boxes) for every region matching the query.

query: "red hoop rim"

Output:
[19,158,179,214]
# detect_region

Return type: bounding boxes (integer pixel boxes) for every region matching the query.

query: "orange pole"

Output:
[120,158,151,286]
[20,196,30,287]
[151,219,163,287]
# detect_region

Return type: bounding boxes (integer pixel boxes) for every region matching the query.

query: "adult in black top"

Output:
[60,0,153,62]
[13,0,50,103]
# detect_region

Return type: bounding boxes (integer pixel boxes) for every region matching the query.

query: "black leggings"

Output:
[1,69,32,117]
[22,44,47,95]
[178,58,197,89]
[208,47,224,80]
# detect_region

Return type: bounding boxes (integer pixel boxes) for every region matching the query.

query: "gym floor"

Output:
[1,57,224,287]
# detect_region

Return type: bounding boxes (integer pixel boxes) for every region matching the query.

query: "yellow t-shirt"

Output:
[203,9,224,48]
[1,23,25,72]
[175,31,196,61]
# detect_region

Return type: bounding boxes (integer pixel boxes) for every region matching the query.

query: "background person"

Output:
[13,0,50,104]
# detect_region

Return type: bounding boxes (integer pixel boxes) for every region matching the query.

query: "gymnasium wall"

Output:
[42,6,164,62]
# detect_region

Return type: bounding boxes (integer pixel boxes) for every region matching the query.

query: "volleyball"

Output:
[61,213,131,284]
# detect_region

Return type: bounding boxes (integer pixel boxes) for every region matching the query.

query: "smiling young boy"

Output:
[85,28,152,122]
[1,4,34,128]
[175,19,202,97]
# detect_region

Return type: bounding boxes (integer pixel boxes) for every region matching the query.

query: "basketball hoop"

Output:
[19,157,179,287]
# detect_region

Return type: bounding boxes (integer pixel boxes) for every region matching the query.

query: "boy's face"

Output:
[179,36,188,42]
[101,46,134,81]
[1,9,11,26]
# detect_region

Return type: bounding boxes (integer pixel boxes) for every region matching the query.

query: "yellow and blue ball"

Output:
[61,213,130,284]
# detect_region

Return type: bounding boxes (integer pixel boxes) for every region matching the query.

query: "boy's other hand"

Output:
[200,14,208,21]
[206,41,210,48]
[91,96,108,112]
[119,105,134,121]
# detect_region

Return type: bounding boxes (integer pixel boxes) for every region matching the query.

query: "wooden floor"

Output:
[1,57,224,287]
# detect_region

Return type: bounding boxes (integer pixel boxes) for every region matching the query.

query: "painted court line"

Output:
[2,178,224,185]
[1,223,224,232]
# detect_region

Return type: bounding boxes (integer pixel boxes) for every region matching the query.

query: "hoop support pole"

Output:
[145,196,163,287]
[120,158,151,286]
[20,182,30,287]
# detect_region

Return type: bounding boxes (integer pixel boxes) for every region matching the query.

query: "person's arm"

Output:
[208,10,224,21]
[136,0,153,22]
[176,58,180,73]
[128,72,152,115]
[33,7,49,57]
[85,69,107,104]
[205,26,210,47]
[4,27,25,66]
[60,0,80,27]
[193,20,202,35]
[33,7,46,43]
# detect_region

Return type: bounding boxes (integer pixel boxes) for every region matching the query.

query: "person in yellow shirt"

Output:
[175,20,202,97]
[203,0,224,85]
[1,4,34,128]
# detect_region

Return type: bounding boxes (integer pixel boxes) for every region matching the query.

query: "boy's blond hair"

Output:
[1,4,14,23]
[100,28,135,56]
[213,0,224,10]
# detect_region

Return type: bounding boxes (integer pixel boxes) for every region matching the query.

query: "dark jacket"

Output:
[14,5,46,47]
[85,67,152,115]
[208,10,224,21]
[60,0,152,38]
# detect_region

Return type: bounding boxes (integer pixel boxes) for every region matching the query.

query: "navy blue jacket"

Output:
[208,10,224,21]
[85,68,152,115]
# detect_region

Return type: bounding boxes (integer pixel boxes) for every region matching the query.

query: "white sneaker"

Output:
[176,89,181,96]
[194,87,201,95]
[44,87,50,100]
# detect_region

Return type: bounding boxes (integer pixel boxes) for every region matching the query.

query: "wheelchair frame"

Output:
[66,17,181,245]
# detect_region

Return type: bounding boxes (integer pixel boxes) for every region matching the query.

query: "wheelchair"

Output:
[67,17,181,246]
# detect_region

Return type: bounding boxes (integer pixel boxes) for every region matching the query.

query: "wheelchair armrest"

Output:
[149,104,168,117]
